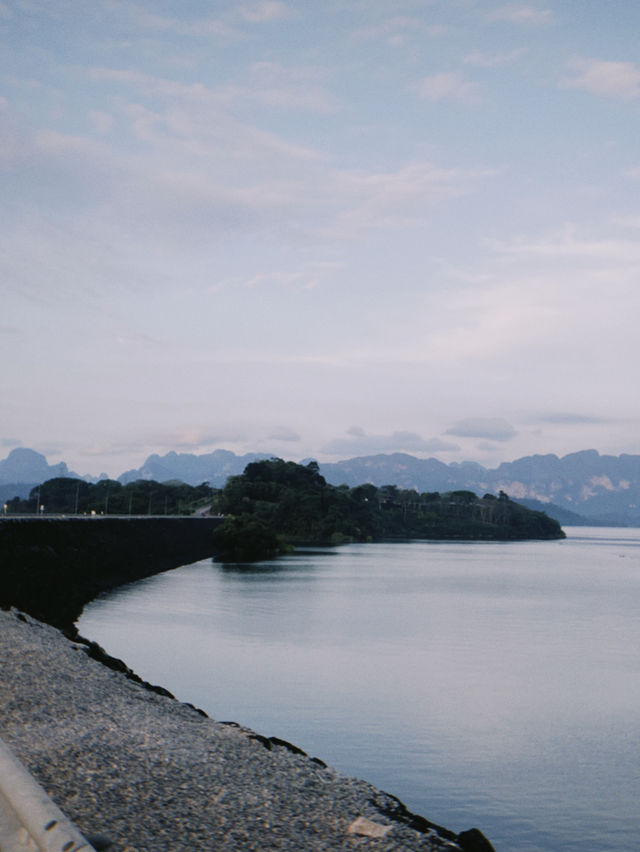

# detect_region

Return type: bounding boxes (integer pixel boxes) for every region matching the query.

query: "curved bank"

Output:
[0,518,494,851]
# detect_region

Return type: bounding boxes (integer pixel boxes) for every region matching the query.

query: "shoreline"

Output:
[0,518,494,850]
[0,606,494,851]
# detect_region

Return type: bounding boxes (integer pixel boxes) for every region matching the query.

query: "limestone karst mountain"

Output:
[2,447,639,525]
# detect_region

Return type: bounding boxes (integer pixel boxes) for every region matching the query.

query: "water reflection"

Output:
[78,529,640,852]
[216,547,337,579]
[217,561,295,577]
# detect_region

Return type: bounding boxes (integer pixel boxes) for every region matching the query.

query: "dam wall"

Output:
[0,516,222,632]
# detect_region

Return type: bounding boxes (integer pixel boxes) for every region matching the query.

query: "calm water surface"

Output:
[78,528,640,851]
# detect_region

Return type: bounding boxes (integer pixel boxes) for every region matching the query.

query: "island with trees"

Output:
[212,458,565,560]
[2,460,565,566]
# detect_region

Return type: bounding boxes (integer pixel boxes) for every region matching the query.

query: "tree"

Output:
[213,514,286,562]
[215,458,565,552]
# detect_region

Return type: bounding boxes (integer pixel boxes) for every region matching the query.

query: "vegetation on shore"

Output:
[4,477,214,516]
[3,462,565,563]
[212,458,565,560]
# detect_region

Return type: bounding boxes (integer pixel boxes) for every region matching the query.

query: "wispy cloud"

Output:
[238,2,290,23]
[488,4,553,25]
[134,12,239,39]
[487,225,640,263]
[352,15,444,44]
[328,161,493,236]
[464,48,526,68]
[88,110,114,135]
[235,61,340,113]
[563,57,640,100]
[91,63,338,115]
[322,428,459,457]
[90,67,216,102]
[533,413,608,425]
[84,429,250,461]
[242,269,320,291]
[5,0,640,474]
[2,81,491,285]
[446,418,518,442]
[414,71,483,104]
[266,427,301,442]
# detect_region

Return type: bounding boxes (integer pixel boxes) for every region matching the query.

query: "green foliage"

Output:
[4,477,215,516]
[213,514,287,562]
[217,458,565,549]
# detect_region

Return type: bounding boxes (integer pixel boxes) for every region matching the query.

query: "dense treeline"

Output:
[213,458,565,558]
[4,477,214,516]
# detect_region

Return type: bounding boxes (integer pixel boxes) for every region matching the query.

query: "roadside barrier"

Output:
[0,735,96,851]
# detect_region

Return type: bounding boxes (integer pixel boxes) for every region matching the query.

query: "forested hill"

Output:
[213,459,565,559]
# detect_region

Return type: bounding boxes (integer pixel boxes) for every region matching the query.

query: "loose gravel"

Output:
[0,608,475,851]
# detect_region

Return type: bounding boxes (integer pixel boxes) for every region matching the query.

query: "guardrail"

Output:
[0,735,96,851]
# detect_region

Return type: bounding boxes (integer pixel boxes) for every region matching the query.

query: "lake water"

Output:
[78,527,640,851]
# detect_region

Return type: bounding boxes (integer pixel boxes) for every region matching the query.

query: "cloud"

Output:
[414,72,482,104]
[239,1,289,23]
[172,433,222,449]
[446,418,518,442]
[89,67,218,102]
[486,225,640,263]
[488,4,553,25]
[1,84,324,248]
[241,61,340,113]
[267,427,301,442]
[91,65,333,145]
[563,57,640,101]
[2,67,492,260]
[533,413,608,425]
[131,11,239,39]
[94,60,339,115]
[82,429,249,460]
[464,48,526,68]
[352,16,444,44]
[347,426,366,438]
[243,270,317,290]
[612,214,640,231]
[89,110,114,135]
[329,161,493,235]
[416,222,640,391]
[322,428,460,456]
[1,438,22,449]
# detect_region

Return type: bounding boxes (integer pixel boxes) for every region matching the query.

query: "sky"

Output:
[2,0,640,477]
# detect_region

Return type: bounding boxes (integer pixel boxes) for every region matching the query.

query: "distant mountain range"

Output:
[118,449,270,488]
[317,449,640,525]
[1,446,640,526]
[0,448,84,504]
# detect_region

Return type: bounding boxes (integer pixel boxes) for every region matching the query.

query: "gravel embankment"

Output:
[0,608,491,851]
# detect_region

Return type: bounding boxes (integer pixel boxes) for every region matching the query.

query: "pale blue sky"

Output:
[2,0,640,476]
